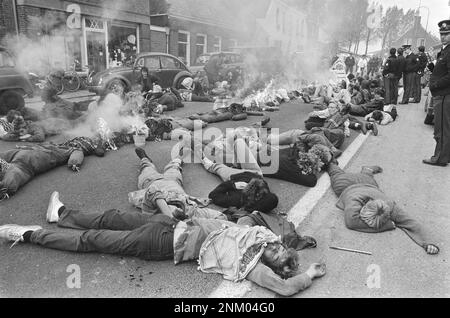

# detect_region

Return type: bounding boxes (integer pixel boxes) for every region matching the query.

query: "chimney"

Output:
[414,9,422,30]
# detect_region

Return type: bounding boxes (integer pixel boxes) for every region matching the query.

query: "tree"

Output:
[149,0,170,15]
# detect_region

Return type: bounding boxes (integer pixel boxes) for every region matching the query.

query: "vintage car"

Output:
[0,46,34,115]
[86,52,193,95]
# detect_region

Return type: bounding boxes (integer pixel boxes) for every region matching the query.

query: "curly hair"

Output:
[261,243,299,279]
[241,178,270,209]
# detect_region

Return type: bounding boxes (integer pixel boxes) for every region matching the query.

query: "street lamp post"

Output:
[418,6,430,33]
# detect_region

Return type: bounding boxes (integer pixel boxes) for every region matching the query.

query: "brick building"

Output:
[150,0,244,67]
[0,0,151,73]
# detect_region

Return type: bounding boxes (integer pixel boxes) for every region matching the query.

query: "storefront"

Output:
[12,0,150,74]
[80,17,139,72]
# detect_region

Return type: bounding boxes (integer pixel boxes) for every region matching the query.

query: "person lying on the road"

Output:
[192,138,278,214]
[305,102,379,136]
[187,126,335,188]
[346,87,385,117]
[0,137,105,201]
[0,192,326,297]
[326,162,440,255]
[0,111,75,143]
[364,105,398,126]
[128,148,226,221]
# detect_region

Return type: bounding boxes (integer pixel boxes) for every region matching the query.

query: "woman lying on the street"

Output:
[0,191,326,297]
[188,126,336,188]
[191,136,279,214]
[326,162,440,255]
[0,137,105,201]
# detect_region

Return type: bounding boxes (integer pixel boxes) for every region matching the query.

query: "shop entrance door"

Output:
[83,17,108,73]
[86,32,107,73]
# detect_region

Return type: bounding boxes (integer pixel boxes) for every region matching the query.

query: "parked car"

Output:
[86,52,193,96]
[0,46,34,116]
[190,52,245,78]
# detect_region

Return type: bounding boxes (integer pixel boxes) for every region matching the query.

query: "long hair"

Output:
[242,178,270,209]
[261,243,299,279]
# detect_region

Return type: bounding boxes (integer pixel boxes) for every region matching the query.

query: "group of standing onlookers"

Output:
[344,54,382,78]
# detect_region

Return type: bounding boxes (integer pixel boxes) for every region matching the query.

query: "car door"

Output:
[132,55,162,86]
[159,56,186,87]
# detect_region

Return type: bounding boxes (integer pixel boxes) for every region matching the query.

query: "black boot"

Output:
[366,123,378,136]
[135,148,151,161]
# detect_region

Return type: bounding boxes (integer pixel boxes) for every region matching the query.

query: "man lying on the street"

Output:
[0,191,326,297]
[0,137,105,201]
[327,162,440,255]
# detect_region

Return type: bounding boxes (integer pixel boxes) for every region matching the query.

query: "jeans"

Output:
[31,209,176,260]
[138,158,184,194]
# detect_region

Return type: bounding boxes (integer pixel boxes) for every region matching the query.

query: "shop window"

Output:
[196,34,207,60]
[161,56,182,69]
[417,38,425,47]
[213,36,222,52]
[85,18,104,31]
[178,31,190,66]
[108,24,138,67]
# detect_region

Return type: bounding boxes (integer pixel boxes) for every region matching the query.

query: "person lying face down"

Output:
[0,137,105,201]
[327,163,440,255]
[0,192,326,297]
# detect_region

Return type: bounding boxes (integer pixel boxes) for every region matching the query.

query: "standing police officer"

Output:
[400,45,420,104]
[423,20,450,167]
[382,48,399,105]
[414,46,429,103]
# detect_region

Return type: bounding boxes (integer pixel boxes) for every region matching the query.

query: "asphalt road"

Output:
[0,97,357,298]
[244,101,450,298]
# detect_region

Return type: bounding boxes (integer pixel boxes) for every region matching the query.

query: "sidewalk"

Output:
[25,89,96,110]
[247,100,450,298]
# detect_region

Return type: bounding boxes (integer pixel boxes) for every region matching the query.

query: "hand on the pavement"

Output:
[425,244,439,255]
[306,263,326,279]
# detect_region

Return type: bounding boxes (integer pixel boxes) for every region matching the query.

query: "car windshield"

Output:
[0,51,15,67]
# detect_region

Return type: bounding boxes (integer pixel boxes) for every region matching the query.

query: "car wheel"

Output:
[0,90,25,116]
[107,79,126,96]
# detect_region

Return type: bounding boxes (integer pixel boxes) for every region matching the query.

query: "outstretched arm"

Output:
[246,263,325,297]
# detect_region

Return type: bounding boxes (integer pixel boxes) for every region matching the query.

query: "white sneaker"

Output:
[46,191,64,223]
[202,157,215,170]
[0,224,42,248]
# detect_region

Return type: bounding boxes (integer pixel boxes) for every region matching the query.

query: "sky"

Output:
[373,0,450,36]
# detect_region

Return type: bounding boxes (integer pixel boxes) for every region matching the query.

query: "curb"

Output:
[208,132,370,298]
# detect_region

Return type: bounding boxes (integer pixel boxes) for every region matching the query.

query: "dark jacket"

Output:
[336,184,433,249]
[396,55,406,78]
[382,55,398,77]
[345,56,356,66]
[208,172,278,213]
[261,148,318,187]
[430,45,450,96]
[404,53,420,74]
[417,52,428,74]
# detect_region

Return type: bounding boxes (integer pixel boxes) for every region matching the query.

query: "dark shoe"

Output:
[360,123,368,135]
[422,159,447,167]
[261,116,271,126]
[367,123,378,136]
[135,148,151,161]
